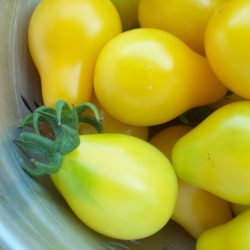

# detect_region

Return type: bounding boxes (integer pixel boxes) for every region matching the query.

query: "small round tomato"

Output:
[94,28,226,126]
[138,0,227,54]
[205,0,250,100]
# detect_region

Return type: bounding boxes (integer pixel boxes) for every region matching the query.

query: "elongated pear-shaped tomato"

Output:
[15,101,178,240]
[52,133,177,240]
[28,0,122,106]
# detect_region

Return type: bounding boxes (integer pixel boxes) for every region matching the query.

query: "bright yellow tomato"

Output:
[94,28,227,126]
[205,0,250,100]
[28,0,121,106]
[138,0,228,54]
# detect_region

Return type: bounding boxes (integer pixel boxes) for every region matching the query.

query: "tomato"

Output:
[138,0,227,55]
[94,28,226,126]
[79,94,149,140]
[28,0,122,106]
[52,133,177,240]
[15,101,177,240]
[196,209,250,250]
[172,101,250,204]
[205,0,250,100]
[110,0,139,31]
[150,125,232,239]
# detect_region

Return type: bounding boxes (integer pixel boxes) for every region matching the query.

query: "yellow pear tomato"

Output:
[16,101,178,240]
[28,0,121,106]
[94,28,227,126]
[205,0,250,100]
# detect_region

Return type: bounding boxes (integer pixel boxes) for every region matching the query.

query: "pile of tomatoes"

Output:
[19,0,250,249]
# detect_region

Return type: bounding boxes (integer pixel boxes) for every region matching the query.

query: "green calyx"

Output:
[14,100,103,176]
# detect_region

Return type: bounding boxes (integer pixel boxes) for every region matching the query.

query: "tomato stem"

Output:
[15,100,103,176]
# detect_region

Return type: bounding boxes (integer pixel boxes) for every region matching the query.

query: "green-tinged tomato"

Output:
[52,133,177,240]
[172,101,250,204]
[205,0,250,100]
[15,101,177,240]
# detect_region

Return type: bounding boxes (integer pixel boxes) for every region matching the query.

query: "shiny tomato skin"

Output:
[51,133,178,240]
[94,28,226,126]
